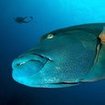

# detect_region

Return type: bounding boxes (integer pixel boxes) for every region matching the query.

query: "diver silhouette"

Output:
[14,16,33,24]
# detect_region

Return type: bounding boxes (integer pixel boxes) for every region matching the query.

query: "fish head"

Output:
[12,28,97,88]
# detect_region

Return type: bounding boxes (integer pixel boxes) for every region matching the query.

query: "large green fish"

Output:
[12,23,105,88]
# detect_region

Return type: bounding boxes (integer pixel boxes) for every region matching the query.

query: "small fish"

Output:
[12,23,105,88]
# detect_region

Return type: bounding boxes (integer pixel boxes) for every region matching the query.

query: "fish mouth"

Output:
[13,53,51,67]
[12,53,52,77]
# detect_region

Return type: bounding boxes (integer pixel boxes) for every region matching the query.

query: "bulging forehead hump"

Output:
[40,29,95,50]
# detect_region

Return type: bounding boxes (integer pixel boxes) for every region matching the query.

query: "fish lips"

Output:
[12,53,51,77]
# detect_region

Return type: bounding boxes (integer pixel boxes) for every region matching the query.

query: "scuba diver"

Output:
[14,16,33,24]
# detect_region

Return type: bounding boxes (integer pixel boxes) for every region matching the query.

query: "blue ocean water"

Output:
[1,0,105,105]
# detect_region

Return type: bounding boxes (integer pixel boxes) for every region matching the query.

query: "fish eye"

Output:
[46,34,54,39]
